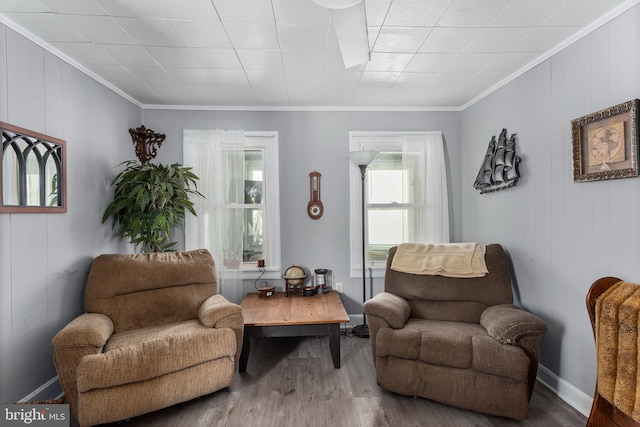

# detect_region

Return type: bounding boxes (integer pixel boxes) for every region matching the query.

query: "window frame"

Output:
[349,131,441,278]
[239,132,281,278]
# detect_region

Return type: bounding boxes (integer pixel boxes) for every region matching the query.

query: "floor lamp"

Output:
[349,149,378,338]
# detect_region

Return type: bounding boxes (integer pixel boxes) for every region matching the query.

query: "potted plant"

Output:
[102,160,202,253]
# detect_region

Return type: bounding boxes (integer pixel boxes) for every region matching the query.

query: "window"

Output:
[183,130,280,279]
[349,131,449,277]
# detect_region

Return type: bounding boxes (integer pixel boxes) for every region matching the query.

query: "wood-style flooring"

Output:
[80,331,587,427]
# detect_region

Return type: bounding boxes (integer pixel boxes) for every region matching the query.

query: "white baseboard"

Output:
[18,376,61,402]
[537,364,593,417]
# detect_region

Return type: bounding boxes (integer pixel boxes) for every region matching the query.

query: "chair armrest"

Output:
[480,304,547,344]
[363,292,411,329]
[198,294,244,369]
[198,294,243,328]
[52,313,114,349]
[51,313,114,419]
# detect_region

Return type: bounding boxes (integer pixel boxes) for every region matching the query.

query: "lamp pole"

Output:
[349,150,378,338]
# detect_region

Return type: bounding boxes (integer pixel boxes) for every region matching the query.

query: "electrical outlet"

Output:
[335,282,343,292]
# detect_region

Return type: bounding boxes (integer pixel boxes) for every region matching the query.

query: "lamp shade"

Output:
[349,150,378,166]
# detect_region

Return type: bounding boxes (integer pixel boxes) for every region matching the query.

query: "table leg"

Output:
[239,329,250,373]
[328,323,340,368]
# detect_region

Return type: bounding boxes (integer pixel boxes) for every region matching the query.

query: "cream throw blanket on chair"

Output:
[390,242,488,278]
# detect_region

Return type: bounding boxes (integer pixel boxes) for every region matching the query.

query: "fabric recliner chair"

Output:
[52,249,243,427]
[363,244,547,420]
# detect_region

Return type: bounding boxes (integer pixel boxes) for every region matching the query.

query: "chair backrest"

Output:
[384,243,513,323]
[84,249,217,333]
[585,277,640,427]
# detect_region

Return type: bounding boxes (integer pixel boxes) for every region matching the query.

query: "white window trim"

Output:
[243,131,281,279]
[349,130,444,278]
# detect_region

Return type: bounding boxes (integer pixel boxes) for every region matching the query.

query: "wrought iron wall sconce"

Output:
[129,125,165,164]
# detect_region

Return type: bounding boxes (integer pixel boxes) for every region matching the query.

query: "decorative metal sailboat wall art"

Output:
[473,128,521,194]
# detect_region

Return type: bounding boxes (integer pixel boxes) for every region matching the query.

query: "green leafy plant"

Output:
[102,160,202,253]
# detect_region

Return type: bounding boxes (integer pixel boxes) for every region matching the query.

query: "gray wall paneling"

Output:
[0,24,141,404]
[460,4,640,404]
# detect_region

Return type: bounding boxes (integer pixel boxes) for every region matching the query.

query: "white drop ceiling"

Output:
[0,0,637,110]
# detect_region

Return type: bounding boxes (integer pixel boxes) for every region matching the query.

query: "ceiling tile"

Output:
[95,0,219,21]
[365,52,414,72]
[156,84,227,105]
[212,0,274,23]
[165,68,213,84]
[384,0,452,27]
[253,87,290,105]
[0,0,50,12]
[84,63,133,81]
[464,70,511,91]
[281,50,324,70]
[144,46,201,68]
[51,42,116,64]
[322,69,362,86]
[273,0,330,26]
[513,26,582,52]
[321,85,355,105]
[431,71,475,87]
[288,84,323,105]
[217,85,260,104]
[372,27,431,53]
[188,48,242,69]
[122,65,174,82]
[464,28,534,53]
[484,52,537,72]
[99,44,158,66]
[68,15,135,44]
[114,18,183,47]
[419,27,482,53]
[169,21,232,49]
[4,13,88,42]
[491,0,573,27]
[445,53,498,72]
[224,22,279,49]
[359,71,401,86]
[277,24,330,51]
[245,69,286,87]
[405,53,457,72]
[236,49,283,69]
[544,0,629,27]
[204,69,250,86]
[284,68,323,86]
[38,0,105,15]
[394,72,439,87]
[437,0,511,27]
[365,0,393,27]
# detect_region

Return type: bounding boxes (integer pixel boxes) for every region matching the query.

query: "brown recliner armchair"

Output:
[363,243,547,420]
[52,249,243,427]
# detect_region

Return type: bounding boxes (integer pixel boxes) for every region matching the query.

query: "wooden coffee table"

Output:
[239,291,349,372]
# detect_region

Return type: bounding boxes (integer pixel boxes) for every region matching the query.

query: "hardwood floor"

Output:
[83,331,587,427]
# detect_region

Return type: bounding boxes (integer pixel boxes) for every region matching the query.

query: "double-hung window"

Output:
[183,130,280,302]
[349,131,449,277]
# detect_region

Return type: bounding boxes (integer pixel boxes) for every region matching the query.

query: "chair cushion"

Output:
[376,318,529,382]
[76,320,236,392]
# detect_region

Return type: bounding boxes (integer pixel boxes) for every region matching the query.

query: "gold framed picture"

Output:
[571,99,639,182]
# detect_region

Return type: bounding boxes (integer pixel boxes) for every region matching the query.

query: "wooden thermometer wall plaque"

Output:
[307,171,324,220]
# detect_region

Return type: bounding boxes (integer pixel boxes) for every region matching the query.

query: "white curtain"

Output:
[402,132,449,243]
[183,129,245,303]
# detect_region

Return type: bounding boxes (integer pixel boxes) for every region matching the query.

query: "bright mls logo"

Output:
[1,404,69,426]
